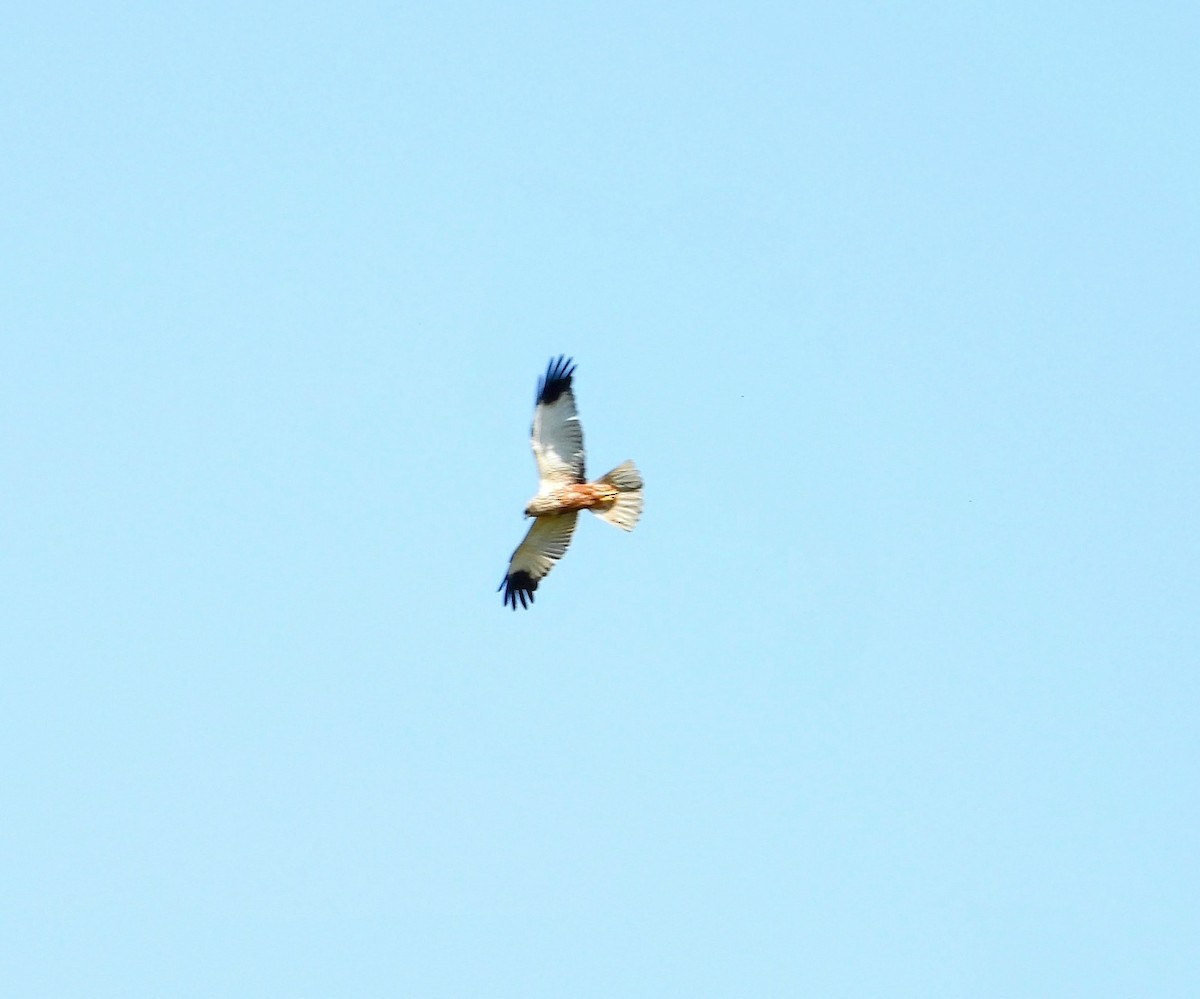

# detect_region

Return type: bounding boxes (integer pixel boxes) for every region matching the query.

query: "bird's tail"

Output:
[592,460,644,531]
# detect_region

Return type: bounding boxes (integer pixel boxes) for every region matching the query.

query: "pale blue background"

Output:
[3,3,1197,996]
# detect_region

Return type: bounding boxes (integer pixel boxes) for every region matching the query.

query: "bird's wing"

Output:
[531,355,585,489]
[499,512,579,609]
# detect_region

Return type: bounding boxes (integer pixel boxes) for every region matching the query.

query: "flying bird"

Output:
[499,356,643,609]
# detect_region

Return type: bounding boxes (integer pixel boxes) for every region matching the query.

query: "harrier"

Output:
[499,356,643,609]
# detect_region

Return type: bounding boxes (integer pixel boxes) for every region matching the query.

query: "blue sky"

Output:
[3,3,1197,995]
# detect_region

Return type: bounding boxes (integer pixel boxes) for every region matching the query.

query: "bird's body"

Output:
[499,356,643,609]
[525,481,618,518]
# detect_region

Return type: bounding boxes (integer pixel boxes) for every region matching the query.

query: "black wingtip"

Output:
[499,570,537,610]
[536,355,576,406]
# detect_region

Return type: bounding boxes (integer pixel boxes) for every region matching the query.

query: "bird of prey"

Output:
[499,356,643,609]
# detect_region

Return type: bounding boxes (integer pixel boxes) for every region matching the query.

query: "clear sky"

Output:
[3,3,1197,996]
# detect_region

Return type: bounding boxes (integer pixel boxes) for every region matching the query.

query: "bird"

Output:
[499,356,643,609]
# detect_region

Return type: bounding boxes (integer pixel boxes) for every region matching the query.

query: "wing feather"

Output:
[499,513,579,609]
[531,355,585,488]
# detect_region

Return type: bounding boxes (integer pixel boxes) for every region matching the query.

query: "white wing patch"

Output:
[532,394,585,489]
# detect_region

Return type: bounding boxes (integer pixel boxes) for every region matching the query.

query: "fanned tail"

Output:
[592,460,644,531]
